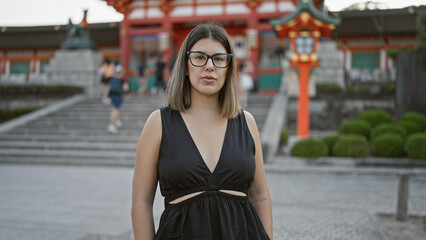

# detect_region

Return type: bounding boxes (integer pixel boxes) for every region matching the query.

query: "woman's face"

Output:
[187,38,229,97]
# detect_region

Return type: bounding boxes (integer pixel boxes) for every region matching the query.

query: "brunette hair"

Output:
[165,23,241,118]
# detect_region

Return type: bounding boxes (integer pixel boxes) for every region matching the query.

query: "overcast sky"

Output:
[0,0,424,26]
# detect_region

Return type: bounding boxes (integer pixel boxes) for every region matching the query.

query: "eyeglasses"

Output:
[187,51,232,68]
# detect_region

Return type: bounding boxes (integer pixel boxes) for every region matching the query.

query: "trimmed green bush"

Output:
[379,83,395,95]
[0,85,83,96]
[316,83,342,95]
[405,133,426,159]
[338,119,372,139]
[397,121,421,136]
[370,123,407,142]
[321,135,339,154]
[400,112,426,130]
[280,128,289,145]
[0,108,39,123]
[290,138,329,158]
[332,135,370,157]
[357,109,393,127]
[372,133,405,158]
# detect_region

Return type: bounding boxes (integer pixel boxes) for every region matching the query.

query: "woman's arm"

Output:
[132,110,162,240]
[244,111,273,240]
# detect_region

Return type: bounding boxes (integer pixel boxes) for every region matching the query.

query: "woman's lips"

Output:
[201,76,216,83]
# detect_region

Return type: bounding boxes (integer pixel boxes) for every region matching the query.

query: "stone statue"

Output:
[60,10,97,50]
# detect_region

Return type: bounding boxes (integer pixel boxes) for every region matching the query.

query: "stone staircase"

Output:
[0,94,273,166]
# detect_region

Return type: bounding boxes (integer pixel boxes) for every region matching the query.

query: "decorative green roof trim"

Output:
[270,0,340,27]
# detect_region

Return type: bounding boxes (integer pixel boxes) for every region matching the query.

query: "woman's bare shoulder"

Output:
[242,110,257,128]
[242,110,260,137]
[141,109,162,138]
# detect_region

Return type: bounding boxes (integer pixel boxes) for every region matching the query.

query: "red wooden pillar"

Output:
[295,62,311,138]
[1,50,6,75]
[161,12,172,64]
[120,17,131,81]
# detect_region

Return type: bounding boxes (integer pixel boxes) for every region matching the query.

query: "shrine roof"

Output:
[0,22,119,50]
[333,6,426,38]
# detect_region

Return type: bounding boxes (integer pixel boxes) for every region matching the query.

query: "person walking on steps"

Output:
[131,23,273,239]
[106,63,128,134]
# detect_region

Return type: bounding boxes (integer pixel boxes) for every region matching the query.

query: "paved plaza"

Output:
[1,162,425,240]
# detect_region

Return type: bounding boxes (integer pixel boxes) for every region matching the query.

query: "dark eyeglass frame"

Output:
[187,51,233,68]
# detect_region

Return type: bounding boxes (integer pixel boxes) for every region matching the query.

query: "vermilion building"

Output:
[1,1,425,93]
[103,0,296,93]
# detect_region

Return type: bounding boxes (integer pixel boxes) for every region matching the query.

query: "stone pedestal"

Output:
[45,50,102,95]
[312,40,345,88]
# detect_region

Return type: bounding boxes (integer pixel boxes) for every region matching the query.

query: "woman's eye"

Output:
[214,56,225,62]
[195,55,206,60]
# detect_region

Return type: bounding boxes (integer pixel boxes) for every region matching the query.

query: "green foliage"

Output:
[280,128,289,145]
[357,109,393,127]
[372,133,405,158]
[370,123,407,142]
[0,85,84,96]
[316,83,342,95]
[400,112,426,130]
[405,133,426,159]
[379,83,395,95]
[338,119,372,139]
[417,12,426,43]
[290,138,329,158]
[397,121,422,136]
[386,49,399,61]
[332,135,370,157]
[0,108,38,123]
[321,135,339,154]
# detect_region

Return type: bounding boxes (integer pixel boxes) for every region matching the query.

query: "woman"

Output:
[132,23,273,240]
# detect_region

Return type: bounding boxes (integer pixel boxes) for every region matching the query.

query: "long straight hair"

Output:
[165,23,241,119]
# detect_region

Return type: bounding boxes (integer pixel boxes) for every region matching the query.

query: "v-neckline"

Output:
[177,111,229,174]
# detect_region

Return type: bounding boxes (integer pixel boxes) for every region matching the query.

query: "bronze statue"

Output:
[60,10,97,50]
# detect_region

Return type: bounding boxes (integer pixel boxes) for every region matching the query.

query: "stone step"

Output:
[0,148,134,159]
[0,133,140,143]
[0,93,273,166]
[0,156,134,167]
[8,128,141,136]
[24,122,145,130]
[0,140,136,151]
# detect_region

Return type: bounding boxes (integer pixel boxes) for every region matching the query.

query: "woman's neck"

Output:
[187,91,221,116]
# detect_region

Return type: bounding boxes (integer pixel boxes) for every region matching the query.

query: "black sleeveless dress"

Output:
[155,107,270,240]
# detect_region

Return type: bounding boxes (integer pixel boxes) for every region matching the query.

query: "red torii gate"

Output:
[271,0,340,138]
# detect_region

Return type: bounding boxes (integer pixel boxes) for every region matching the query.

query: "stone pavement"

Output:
[1,162,425,240]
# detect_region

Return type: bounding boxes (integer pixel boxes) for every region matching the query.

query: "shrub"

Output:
[332,135,370,157]
[338,119,372,140]
[316,83,342,95]
[290,138,329,158]
[0,85,83,96]
[400,112,426,130]
[0,108,39,123]
[280,128,289,145]
[405,133,426,159]
[372,133,405,158]
[397,121,421,136]
[370,123,407,142]
[357,109,393,127]
[321,135,339,154]
[379,83,395,95]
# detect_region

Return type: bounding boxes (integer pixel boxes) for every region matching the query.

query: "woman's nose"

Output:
[204,58,214,70]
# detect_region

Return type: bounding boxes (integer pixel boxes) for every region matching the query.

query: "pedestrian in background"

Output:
[238,59,254,108]
[131,23,273,239]
[101,59,114,104]
[137,58,148,95]
[154,53,165,95]
[106,63,128,134]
